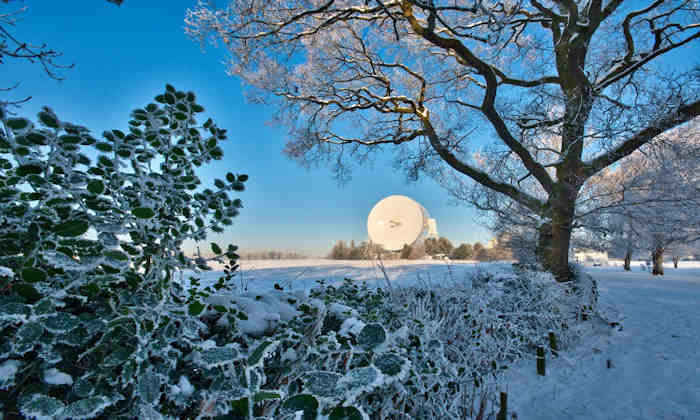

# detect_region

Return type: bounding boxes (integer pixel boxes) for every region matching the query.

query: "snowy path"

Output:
[507,267,700,420]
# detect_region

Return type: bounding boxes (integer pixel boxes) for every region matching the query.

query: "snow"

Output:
[183,259,700,418]
[338,317,366,338]
[43,368,74,386]
[0,265,13,278]
[0,359,21,384]
[176,375,194,397]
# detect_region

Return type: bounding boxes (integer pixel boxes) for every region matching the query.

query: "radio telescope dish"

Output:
[367,195,435,251]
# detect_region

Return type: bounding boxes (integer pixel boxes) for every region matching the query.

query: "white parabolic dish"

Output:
[367,195,430,251]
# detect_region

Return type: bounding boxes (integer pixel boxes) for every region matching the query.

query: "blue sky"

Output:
[1,1,491,256]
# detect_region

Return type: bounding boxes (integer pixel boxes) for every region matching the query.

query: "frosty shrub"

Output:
[256,265,602,419]
[0,85,251,419]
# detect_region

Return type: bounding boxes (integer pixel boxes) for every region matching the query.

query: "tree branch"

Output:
[584,99,700,177]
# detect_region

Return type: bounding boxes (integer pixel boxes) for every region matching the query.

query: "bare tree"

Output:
[598,120,700,274]
[1,0,124,107]
[185,0,700,281]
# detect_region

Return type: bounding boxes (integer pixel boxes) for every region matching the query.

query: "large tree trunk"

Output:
[536,203,575,282]
[652,247,664,275]
[536,222,553,271]
[624,251,631,271]
[673,256,679,269]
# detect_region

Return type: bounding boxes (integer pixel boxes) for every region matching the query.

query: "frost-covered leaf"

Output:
[72,377,95,398]
[0,302,31,321]
[20,394,66,420]
[33,298,56,315]
[139,403,167,420]
[336,366,381,401]
[357,323,386,350]
[60,396,112,419]
[280,394,318,420]
[43,312,81,334]
[196,345,240,369]
[300,371,343,398]
[103,346,134,367]
[373,353,410,378]
[14,322,44,355]
[137,370,162,405]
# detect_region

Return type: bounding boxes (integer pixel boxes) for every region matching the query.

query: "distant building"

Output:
[573,248,608,265]
[427,218,439,239]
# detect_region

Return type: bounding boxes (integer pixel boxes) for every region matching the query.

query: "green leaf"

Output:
[253,390,283,403]
[238,174,249,182]
[192,104,205,113]
[329,406,365,420]
[174,112,187,121]
[54,220,89,237]
[281,394,319,420]
[165,84,176,93]
[7,118,30,130]
[211,243,222,255]
[21,267,47,283]
[188,301,205,316]
[133,207,155,219]
[38,111,59,128]
[104,250,128,261]
[16,167,44,181]
[95,142,113,152]
[87,180,104,195]
[248,340,278,367]
[26,132,48,145]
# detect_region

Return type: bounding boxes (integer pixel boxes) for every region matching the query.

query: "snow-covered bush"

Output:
[0,85,251,418]
[271,266,601,419]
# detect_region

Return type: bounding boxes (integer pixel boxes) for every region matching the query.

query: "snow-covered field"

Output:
[191,259,700,419]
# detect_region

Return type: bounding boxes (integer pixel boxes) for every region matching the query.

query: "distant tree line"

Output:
[328,236,512,261]
[239,250,309,260]
[328,240,385,260]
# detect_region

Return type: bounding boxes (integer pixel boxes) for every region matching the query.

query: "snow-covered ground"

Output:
[191,259,700,419]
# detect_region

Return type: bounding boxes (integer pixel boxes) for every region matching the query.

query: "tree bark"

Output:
[652,247,664,275]
[536,222,553,272]
[536,202,575,282]
[624,251,631,271]
[549,208,574,282]
[673,256,679,269]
